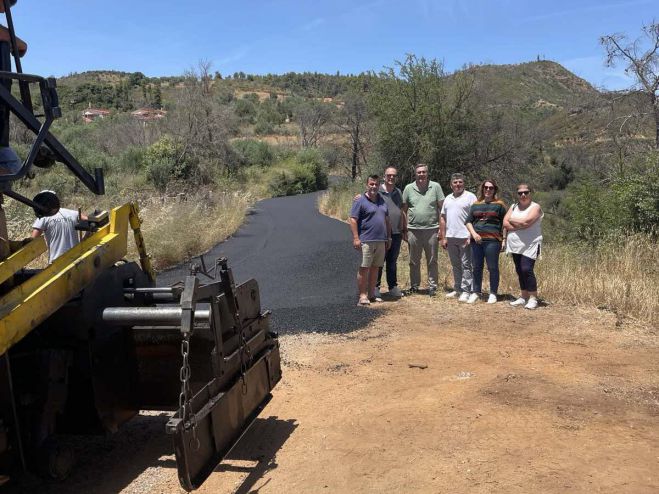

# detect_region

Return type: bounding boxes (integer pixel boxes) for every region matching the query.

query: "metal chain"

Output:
[179,336,200,451]
[239,329,248,394]
[238,327,253,395]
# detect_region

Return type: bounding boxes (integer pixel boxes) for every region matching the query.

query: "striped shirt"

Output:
[466,200,507,242]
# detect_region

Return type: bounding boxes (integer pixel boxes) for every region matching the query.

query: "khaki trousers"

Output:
[408,228,439,290]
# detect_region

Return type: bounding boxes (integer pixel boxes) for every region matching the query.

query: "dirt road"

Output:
[56,295,652,494]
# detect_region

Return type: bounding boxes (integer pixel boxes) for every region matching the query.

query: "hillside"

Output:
[464,60,601,109]
[47,59,655,184]
[53,61,630,147]
[54,60,602,112]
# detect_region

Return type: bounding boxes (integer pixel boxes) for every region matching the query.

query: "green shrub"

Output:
[254,118,275,135]
[232,139,275,167]
[561,180,615,242]
[267,148,329,196]
[610,166,659,236]
[561,165,659,242]
[233,99,256,123]
[268,164,317,196]
[242,93,260,104]
[142,136,190,191]
[296,148,328,190]
[118,146,146,172]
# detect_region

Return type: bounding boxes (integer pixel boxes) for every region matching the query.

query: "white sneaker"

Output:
[388,286,403,298]
[374,287,382,299]
[487,294,497,304]
[510,297,526,307]
[458,292,470,303]
[525,297,538,310]
[445,291,458,298]
[467,293,479,304]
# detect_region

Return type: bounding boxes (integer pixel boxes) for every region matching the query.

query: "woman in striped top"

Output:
[465,179,508,304]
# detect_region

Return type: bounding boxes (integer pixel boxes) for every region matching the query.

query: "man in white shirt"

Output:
[31,190,86,264]
[440,173,477,302]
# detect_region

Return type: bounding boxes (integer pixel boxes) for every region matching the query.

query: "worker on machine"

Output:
[31,190,86,263]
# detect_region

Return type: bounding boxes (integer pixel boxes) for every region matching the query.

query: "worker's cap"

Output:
[32,190,60,218]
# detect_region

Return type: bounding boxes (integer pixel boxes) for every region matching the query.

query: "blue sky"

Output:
[12,0,657,90]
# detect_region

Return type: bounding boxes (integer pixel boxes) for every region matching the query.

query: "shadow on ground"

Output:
[4,414,297,494]
[5,412,173,494]
[215,416,298,494]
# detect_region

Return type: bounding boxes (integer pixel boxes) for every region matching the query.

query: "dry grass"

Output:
[317,183,363,221]
[135,189,253,270]
[319,190,658,326]
[6,182,255,271]
[527,236,658,325]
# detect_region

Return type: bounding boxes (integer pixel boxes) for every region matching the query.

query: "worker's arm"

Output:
[31,228,43,239]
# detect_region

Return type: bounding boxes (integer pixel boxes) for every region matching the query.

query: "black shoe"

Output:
[428,288,437,297]
[405,287,419,296]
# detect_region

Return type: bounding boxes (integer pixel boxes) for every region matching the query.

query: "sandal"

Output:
[358,296,370,306]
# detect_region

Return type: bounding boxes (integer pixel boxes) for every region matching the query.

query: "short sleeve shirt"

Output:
[350,194,389,242]
[379,185,403,234]
[402,180,445,229]
[33,208,80,263]
[441,191,477,238]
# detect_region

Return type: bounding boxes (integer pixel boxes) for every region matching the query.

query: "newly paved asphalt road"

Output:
[158,192,382,333]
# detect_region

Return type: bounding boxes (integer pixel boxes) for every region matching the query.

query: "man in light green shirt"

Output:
[401,163,445,296]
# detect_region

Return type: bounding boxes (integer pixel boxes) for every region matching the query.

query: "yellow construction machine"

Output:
[0,1,281,490]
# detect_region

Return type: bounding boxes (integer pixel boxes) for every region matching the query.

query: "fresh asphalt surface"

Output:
[158,191,383,334]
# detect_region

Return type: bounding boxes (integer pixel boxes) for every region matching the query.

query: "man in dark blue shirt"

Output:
[349,175,391,306]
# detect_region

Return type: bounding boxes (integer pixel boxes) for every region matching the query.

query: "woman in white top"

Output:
[503,184,543,310]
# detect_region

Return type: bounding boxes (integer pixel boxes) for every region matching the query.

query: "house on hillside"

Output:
[82,107,110,123]
[131,108,167,121]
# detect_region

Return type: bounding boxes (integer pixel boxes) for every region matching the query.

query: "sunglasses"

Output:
[483,185,495,190]
[517,191,530,196]
[385,174,397,178]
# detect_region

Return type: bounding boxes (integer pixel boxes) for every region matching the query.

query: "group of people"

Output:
[349,164,543,310]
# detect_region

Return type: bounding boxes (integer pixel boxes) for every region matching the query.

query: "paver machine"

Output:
[0,1,281,490]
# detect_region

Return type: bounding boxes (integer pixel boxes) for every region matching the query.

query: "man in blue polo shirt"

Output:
[349,174,391,306]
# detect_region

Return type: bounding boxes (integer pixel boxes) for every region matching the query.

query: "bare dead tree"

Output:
[292,99,332,148]
[604,90,652,172]
[601,21,659,148]
[337,92,369,179]
[164,60,237,182]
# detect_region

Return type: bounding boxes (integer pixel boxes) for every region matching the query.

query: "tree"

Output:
[291,98,332,148]
[153,84,162,109]
[164,60,237,182]
[601,21,659,148]
[337,91,370,179]
[369,54,477,184]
